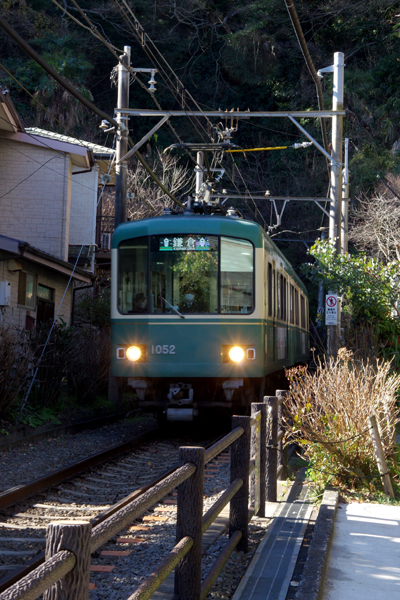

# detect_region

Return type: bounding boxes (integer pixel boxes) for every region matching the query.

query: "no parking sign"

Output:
[325,294,338,325]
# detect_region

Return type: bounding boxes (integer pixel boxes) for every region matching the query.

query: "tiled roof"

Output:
[25,128,115,156]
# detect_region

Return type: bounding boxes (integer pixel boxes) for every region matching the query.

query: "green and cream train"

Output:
[110,212,309,421]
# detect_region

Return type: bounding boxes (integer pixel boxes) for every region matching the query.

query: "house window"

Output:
[37,284,55,325]
[18,272,36,309]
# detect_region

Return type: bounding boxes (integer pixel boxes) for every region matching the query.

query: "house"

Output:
[0,234,92,329]
[0,87,114,328]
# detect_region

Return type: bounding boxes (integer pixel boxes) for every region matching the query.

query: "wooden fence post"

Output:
[264,396,278,502]
[368,415,395,499]
[276,390,288,480]
[251,403,267,517]
[174,446,205,600]
[250,404,260,515]
[43,521,91,600]
[230,416,251,553]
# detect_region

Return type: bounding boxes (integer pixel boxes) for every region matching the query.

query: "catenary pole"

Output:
[115,46,130,228]
[327,52,345,355]
[329,52,344,253]
[341,138,349,254]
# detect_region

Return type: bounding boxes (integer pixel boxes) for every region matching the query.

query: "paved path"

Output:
[322,502,400,600]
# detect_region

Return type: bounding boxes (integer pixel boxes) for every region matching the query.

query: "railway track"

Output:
[0,428,228,596]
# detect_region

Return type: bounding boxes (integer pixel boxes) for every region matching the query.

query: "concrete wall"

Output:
[0,251,73,328]
[0,139,72,261]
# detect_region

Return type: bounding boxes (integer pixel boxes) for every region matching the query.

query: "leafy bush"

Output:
[66,328,109,404]
[27,322,75,408]
[0,326,33,417]
[285,348,400,493]
[304,239,400,365]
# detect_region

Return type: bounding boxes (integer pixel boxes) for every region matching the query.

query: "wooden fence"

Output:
[0,392,288,600]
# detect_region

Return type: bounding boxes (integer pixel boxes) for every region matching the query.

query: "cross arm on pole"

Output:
[287,114,341,167]
[117,114,170,164]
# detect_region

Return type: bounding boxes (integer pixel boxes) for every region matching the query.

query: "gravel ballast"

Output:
[0,415,157,492]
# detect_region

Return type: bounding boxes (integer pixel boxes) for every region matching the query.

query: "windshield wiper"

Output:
[158,295,185,319]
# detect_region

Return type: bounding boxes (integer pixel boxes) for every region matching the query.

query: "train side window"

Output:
[284,278,288,321]
[221,237,254,313]
[268,263,273,317]
[295,289,299,325]
[118,237,148,314]
[301,295,306,328]
[290,284,294,324]
[277,272,281,319]
[279,274,287,321]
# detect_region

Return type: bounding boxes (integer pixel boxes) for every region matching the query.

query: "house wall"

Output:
[0,139,72,261]
[0,251,73,329]
[69,165,99,271]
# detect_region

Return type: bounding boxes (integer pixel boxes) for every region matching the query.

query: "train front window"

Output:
[118,237,148,314]
[150,234,218,314]
[221,237,254,313]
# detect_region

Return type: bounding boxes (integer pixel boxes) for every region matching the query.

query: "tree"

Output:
[126,149,193,219]
[304,239,400,361]
[350,175,400,263]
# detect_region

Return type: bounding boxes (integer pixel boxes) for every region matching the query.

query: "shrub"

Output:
[285,348,400,492]
[0,326,33,417]
[66,328,109,404]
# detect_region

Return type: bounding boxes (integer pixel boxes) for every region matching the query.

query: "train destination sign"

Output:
[325,294,338,325]
[159,235,211,252]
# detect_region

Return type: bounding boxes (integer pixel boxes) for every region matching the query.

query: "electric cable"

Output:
[50,0,207,178]
[0,114,111,197]
[115,0,216,141]
[0,14,182,208]
[0,62,116,179]
[284,0,329,154]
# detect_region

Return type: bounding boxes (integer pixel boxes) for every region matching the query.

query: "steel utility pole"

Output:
[326,52,344,252]
[195,151,204,198]
[110,45,130,408]
[341,138,349,254]
[115,46,131,228]
[319,52,344,355]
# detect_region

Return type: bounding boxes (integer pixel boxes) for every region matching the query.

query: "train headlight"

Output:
[126,346,142,362]
[229,346,245,362]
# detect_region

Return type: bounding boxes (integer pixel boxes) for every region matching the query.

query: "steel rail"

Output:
[0,428,161,593]
[0,430,227,593]
[0,428,160,510]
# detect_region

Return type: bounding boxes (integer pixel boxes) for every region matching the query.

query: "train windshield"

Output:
[118,234,254,315]
[150,234,219,314]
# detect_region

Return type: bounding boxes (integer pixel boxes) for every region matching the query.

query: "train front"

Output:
[110,214,265,421]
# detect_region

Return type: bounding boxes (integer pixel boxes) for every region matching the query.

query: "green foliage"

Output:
[18,405,62,429]
[303,239,400,358]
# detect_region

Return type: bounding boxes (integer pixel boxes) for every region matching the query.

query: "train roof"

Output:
[112,214,307,295]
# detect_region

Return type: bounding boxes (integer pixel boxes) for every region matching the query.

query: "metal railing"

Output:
[0,392,289,600]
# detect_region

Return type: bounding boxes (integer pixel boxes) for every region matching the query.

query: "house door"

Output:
[37,284,55,325]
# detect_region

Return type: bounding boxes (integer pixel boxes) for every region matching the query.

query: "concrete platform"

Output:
[322,502,400,600]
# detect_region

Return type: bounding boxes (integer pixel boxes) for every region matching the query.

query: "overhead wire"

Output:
[65,0,208,153]
[0,13,182,208]
[0,114,112,197]
[50,0,207,178]
[114,0,216,141]
[0,61,116,178]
